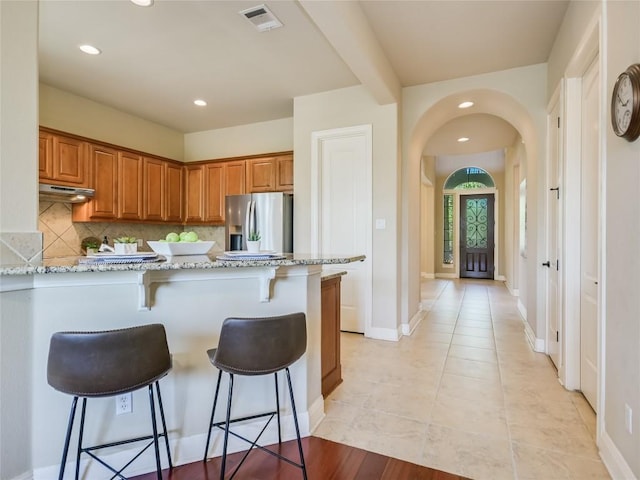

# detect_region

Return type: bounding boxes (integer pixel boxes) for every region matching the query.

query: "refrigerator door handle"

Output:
[245,200,252,244]
[249,200,256,236]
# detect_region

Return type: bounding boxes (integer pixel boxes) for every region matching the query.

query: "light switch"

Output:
[375,219,386,230]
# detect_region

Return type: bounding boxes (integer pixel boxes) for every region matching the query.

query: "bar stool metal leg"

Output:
[274,373,282,444]
[57,396,79,480]
[286,367,308,480]
[76,398,88,480]
[204,370,223,461]
[155,382,173,468]
[148,385,162,480]
[220,373,235,480]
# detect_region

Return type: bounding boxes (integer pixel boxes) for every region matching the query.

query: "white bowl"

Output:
[147,240,215,256]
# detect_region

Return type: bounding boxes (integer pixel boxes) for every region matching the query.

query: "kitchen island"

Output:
[0,252,364,479]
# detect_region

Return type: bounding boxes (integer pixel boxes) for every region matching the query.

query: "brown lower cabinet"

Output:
[321,275,343,397]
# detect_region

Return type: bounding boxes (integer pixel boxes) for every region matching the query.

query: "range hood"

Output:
[39,183,95,203]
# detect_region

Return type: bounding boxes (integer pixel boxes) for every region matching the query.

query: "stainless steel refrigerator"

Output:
[225,192,293,252]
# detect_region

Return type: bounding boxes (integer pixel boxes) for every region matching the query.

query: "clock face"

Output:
[614,73,634,135]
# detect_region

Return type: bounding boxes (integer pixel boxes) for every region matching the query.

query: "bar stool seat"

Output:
[47,324,173,480]
[203,312,308,480]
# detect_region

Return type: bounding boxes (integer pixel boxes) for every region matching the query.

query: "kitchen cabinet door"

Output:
[246,157,276,193]
[118,152,143,220]
[225,160,245,196]
[184,165,205,223]
[204,163,224,223]
[39,132,54,179]
[321,275,342,397]
[73,145,118,221]
[142,157,165,222]
[39,130,89,187]
[165,162,183,223]
[275,154,293,192]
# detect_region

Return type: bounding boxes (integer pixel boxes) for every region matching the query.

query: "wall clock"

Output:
[611,63,640,142]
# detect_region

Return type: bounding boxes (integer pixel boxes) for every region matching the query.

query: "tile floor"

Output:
[314,279,611,480]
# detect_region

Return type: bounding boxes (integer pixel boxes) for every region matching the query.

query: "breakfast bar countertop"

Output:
[0,252,365,276]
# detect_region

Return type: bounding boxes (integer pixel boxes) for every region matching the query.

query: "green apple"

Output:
[183,231,199,242]
[165,232,180,242]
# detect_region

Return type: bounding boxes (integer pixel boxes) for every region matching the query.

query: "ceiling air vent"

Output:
[239,4,283,32]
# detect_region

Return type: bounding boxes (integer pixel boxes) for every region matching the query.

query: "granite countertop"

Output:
[0,252,365,276]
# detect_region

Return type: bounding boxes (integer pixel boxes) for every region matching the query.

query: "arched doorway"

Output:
[402,85,543,338]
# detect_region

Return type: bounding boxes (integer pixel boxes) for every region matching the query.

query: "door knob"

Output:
[542,261,551,267]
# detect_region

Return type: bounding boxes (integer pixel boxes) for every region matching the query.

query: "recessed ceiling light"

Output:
[457,137,470,143]
[79,45,101,55]
[194,99,207,107]
[458,101,474,109]
[131,0,154,5]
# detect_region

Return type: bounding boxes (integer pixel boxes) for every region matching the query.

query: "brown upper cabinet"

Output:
[183,160,246,225]
[73,142,183,224]
[118,152,143,220]
[73,144,119,221]
[46,128,292,225]
[275,154,293,192]
[165,162,184,223]
[39,129,90,188]
[142,156,165,222]
[245,154,293,193]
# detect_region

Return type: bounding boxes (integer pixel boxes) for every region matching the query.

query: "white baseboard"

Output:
[495,275,506,281]
[402,309,425,336]
[507,285,519,297]
[599,429,636,480]
[420,272,435,279]
[9,472,31,480]
[523,319,545,353]
[435,273,457,279]
[366,325,401,341]
[307,395,325,434]
[33,410,312,480]
[517,299,527,321]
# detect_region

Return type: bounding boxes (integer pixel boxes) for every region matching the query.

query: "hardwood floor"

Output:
[132,436,469,480]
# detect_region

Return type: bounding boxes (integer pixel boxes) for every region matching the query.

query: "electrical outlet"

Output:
[116,393,132,415]
[137,238,144,247]
[625,404,633,434]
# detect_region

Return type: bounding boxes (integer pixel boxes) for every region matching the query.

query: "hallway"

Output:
[314,279,610,479]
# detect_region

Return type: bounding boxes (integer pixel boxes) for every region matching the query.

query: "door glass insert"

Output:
[465,198,488,249]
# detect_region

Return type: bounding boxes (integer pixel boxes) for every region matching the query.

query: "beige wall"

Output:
[0,4,37,479]
[40,84,184,161]
[294,85,401,333]
[547,1,599,100]
[184,118,293,161]
[603,1,640,476]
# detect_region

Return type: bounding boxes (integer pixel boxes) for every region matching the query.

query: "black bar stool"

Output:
[47,324,173,480]
[203,312,308,480]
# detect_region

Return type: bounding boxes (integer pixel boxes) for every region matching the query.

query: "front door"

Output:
[460,194,494,279]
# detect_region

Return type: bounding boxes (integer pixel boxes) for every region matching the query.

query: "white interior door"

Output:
[312,125,372,334]
[547,96,562,369]
[580,57,600,411]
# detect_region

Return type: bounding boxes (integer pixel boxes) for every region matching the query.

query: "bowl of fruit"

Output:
[147,232,215,256]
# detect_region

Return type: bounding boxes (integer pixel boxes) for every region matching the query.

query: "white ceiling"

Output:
[38,0,569,155]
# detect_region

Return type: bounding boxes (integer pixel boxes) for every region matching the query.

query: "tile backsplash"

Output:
[39,201,225,258]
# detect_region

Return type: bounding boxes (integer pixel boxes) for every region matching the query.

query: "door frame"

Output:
[310,124,373,336]
[444,187,500,280]
[554,14,604,426]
